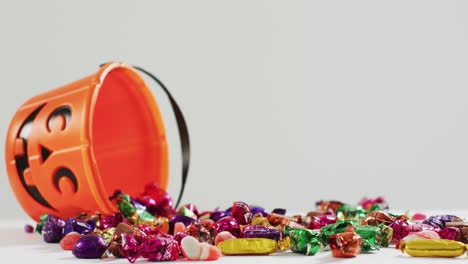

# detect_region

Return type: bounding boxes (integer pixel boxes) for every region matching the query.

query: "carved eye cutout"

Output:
[47,106,71,132]
[53,167,78,194]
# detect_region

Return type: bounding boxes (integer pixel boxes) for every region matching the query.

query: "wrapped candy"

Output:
[72,234,108,259]
[393,223,440,243]
[446,222,468,243]
[397,230,440,249]
[63,218,93,236]
[328,227,362,258]
[308,214,337,230]
[358,196,388,212]
[361,211,396,226]
[42,215,66,243]
[335,204,366,220]
[438,227,462,241]
[210,211,230,222]
[213,216,241,237]
[140,233,179,261]
[217,238,277,255]
[184,221,215,244]
[35,214,48,234]
[95,213,124,230]
[320,220,357,246]
[288,228,321,256]
[250,206,268,217]
[355,225,381,251]
[231,202,252,225]
[316,200,343,212]
[243,225,280,241]
[377,224,393,247]
[423,215,462,229]
[400,239,466,257]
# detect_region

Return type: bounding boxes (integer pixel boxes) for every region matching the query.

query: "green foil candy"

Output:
[289,229,321,256]
[320,220,357,246]
[35,213,48,234]
[117,194,136,218]
[336,204,367,220]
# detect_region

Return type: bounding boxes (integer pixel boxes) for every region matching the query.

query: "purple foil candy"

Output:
[250,206,268,217]
[63,218,93,236]
[170,215,195,227]
[439,227,462,241]
[243,225,281,241]
[231,202,252,225]
[72,234,108,259]
[141,234,179,261]
[272,208,287,215]
[122,233,141,263]
[423,215,462,229]
[214,216,241,237]
[211,211,230,222]
[42,215,65,243]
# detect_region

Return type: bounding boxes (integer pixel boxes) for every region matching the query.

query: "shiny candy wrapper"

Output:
[231,202,252,225]
[336,204,366,220]
[320,220,357,246]
[377,224,393,247]
[214,216,241,237]
[361,211,395,226]
[35,214,48,234]
[210,211,230,222]
[243,225,280,241]
[96,213,124,230]
[328,229,362,258]
[308,214,337,230]
[316,200,343,212]
[288,228,321,256]
[423,215,463,229]
[184,221,215,244]
[72,234,108,259]
[140,234,179,261]
[250,206,268,217]
[400,239,466,258]
[42,215,66,243]
[278,236,291,250]
[217,238,278,255]
[251,214,271,227]
[355,225,381,251]
[394,223,440,243]
[63,218,93,236]
[446,222,468,243]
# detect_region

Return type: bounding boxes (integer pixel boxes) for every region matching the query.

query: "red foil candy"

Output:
[231,202,252,225]
[140,233,179,261]
[213,216,241,237]
[328,229,362,258]
[308,214,337,230]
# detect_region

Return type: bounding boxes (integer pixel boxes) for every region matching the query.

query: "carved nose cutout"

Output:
[40,144,52,164]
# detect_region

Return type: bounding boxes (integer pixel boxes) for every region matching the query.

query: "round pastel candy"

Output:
[181,236,201,260]
[60,232,81,250]
[199,242,222,260]
[72,234,108,258]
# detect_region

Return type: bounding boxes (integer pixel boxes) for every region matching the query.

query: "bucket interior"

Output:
[90,67,168,200]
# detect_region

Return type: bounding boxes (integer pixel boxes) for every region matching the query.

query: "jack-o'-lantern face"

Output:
[6,63,170,221]
[14,103,78,210]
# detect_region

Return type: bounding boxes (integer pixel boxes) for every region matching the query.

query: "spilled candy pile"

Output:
[28,184,468,261]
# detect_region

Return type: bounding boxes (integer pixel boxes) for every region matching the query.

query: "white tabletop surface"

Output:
[1,209,467,264]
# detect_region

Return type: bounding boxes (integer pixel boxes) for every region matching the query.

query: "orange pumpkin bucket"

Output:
[5,62,189,221]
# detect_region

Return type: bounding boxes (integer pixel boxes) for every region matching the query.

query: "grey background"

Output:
[1,0,468,219]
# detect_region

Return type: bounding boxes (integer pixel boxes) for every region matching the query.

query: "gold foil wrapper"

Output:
[217,238,278,255]
[401,239,466,257]
[278,236,291,250]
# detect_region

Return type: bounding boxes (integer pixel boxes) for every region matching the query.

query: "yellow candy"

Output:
[217,238,278,255]
[278,236,291,251]
[401,239,466,257]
